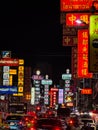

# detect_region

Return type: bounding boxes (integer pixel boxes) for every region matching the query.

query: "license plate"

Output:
[10,122,15,125]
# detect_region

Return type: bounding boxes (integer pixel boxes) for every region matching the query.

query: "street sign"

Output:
[41,79,52,85]
[62,74,72,80]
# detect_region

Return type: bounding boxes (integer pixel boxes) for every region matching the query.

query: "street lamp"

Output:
[36,70,40,76]
[75,19,87,25]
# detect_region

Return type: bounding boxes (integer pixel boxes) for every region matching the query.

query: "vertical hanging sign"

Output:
[78,29,92,78]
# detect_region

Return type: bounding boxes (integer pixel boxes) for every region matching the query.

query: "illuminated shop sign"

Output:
[60,0,98,12]
[62,25,77,35]
[81,88,92,94]
[66,13,89,26]
[58,89,63,104]
[31,87,35,105]
[78,29,92,78]
[41,79,52,85]
[32,75,44,80]
[62,74,72,80]
[0,59,19,66]
[9,69,17,75]
[0,86,17,94]
[66,102,74,107]
[13,65,24,96]
[1,51,11,58]
[44,85,49,105]
[63,36,77,46]
[50,88,58,107]
[89,15,98,72]
[72,47,77,79]
[19,59,24,65]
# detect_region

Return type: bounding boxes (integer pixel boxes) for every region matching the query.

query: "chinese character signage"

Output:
[77,29,92,78]
[66,13,89,26]
[62,25,77,35]
[81,88,92,94]
[89,15,98,72]
[63,36,77,46]
[72,47,77,79]
[60,0,98,12]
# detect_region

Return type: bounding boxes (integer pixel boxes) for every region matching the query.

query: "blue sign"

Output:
[0,86,17,94]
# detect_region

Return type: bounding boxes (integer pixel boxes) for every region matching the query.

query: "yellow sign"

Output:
[18,81,24,86]
[19,59,24,65]
[18,87,23,92]
[9,75,12,86]
[13,93,23,96]
[89,15,98,72]
[18,66,24,71]
[9,69,17,74]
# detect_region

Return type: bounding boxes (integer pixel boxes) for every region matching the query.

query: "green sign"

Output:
[62,74,72,80]
[89,15,98,72]
[41,79,52,85]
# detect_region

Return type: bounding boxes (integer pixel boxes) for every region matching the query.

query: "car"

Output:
[21,114,37,129]
[67,115,81,130]
[4,114,26,130]
[80,118,96,130]
[35,117,67,130]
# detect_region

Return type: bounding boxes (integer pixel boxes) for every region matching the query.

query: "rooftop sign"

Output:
[60,0,98,12]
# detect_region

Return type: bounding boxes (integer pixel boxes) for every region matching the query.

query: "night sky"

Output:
[0,0,71,84]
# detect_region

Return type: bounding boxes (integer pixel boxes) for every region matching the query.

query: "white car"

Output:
[80,118,96,130]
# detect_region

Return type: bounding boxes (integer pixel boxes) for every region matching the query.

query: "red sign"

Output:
[63,36,77,46]
[66,13,89,26]
[51,88,58,91]
[77,29,93,78]
[60,0,98,11]
[0,58,19,66]
[71,47,77,79]
[81,88,92,94]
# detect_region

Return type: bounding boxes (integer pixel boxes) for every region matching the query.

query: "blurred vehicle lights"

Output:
[53,126,61,130]
[89,112,94,117]
[69,120,73,125]
[29,127,36,130]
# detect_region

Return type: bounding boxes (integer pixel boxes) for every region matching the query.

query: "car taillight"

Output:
[53,126,61,130]
[69,120,73,124]
[25,117,28,121]
[19,121,23,125]
[31,120,35,123]
[30,127,36,130]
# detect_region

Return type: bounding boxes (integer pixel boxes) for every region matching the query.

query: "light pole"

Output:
[36,70,40,76]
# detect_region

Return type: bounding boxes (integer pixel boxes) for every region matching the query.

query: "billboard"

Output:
[89,15,98,72]
[66,13,89,26]
[1,51,11,58]
[60,0,98,12]
[0,86,17,94]
[0,58,19,66]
